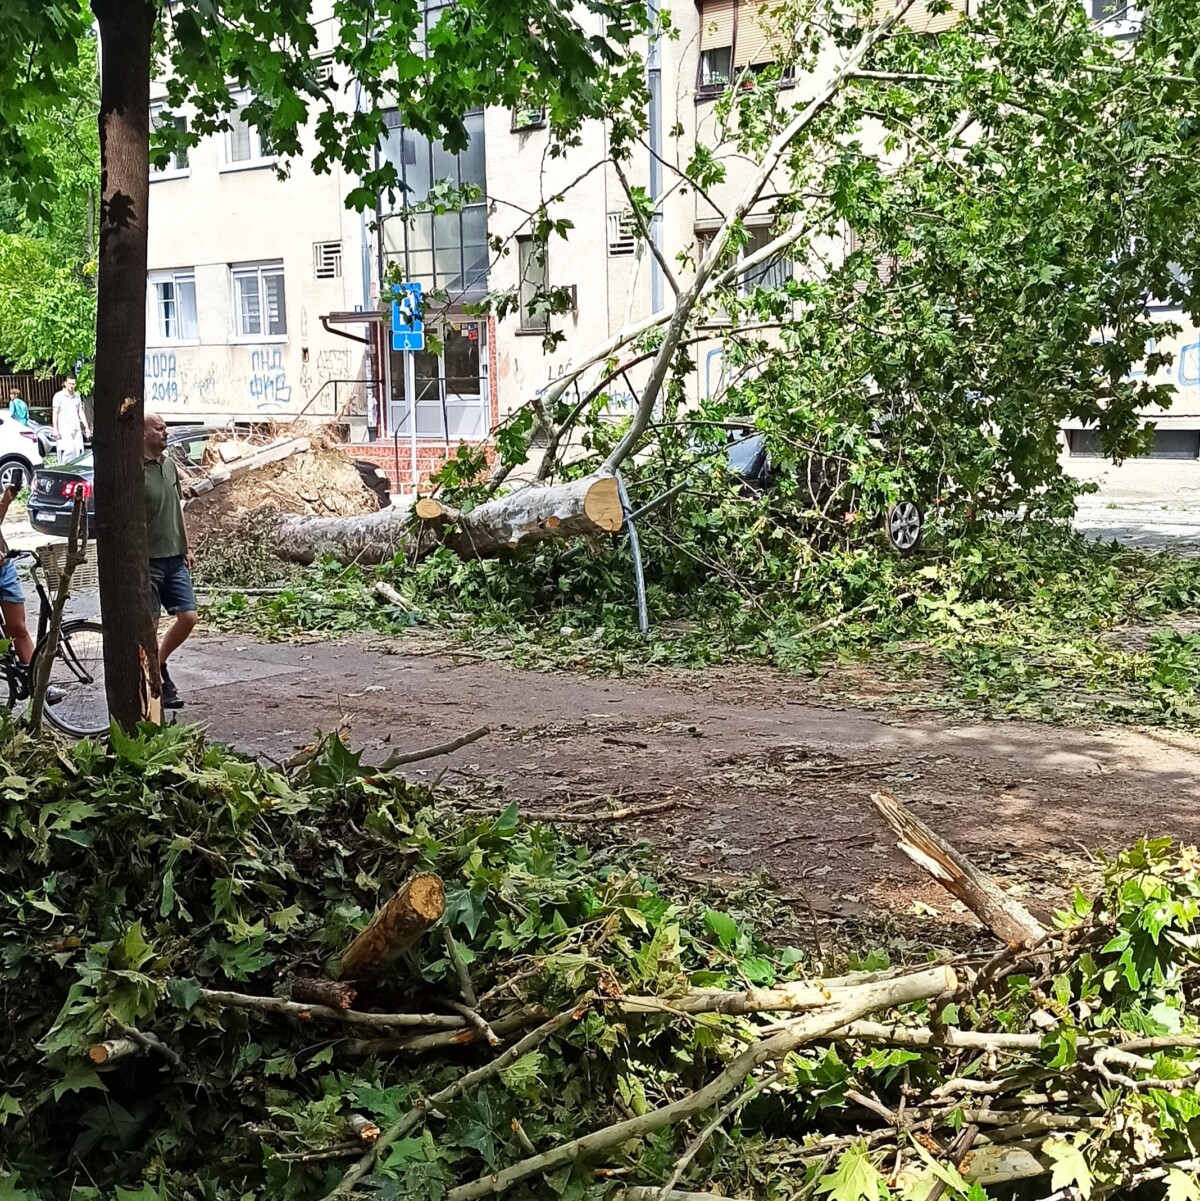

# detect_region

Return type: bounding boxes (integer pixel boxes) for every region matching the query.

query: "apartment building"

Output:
[146,0,1195,498]
[145,4,375,431]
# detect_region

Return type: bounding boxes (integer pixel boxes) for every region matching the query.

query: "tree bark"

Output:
[91,0,161,731]
[274,474,623,566]
[290,977,357,1011]
[869,790,1047,948]
[337,873,445,980]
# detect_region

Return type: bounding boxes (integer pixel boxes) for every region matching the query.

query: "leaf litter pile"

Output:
[2,724,1200,1199]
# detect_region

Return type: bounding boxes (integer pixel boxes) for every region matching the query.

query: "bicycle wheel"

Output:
[36,620,109,737]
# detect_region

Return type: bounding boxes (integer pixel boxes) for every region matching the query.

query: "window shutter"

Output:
[700,0,736,49]
[734,0,783,67]
[871,0,968,34]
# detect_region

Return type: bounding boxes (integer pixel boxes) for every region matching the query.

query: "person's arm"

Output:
[52,395,61,437]
[82,399,92,438]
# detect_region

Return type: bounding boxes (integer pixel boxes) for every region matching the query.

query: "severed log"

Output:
[869,790,1047,948]
[291,977,358,1011]
[348,1114,381,1144]
[89,1036,147,1065]
[337,873,446,981]
[275,473,623,566]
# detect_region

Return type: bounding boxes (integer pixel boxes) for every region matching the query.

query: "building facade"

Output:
[147,0,1193,499]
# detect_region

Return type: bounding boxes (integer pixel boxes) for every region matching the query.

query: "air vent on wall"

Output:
[607,211,637,257]
[314,240,343,279]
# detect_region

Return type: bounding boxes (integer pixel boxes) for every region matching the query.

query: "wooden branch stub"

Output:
[348,1114,381,1144]
[291,976,358,1011]
[414,498,444,521]
[338,874,446,981]
[869,790,1047,948]
[88,1033,164,1065]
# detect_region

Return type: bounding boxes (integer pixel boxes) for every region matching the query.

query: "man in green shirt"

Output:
[145,412,196,709]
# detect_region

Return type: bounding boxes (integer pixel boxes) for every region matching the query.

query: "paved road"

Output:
[1073,496,1200,555]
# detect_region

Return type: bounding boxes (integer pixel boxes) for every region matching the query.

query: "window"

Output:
[147,270,198,343]
[741,226,792,293]
[223,96,273,169]
[697,0,792,97]
[314,56,335,86]
[380,109,489,299]
[511,105,547,132]
[517,237,549,332]
[231,262,287,339]
[867,0,968,33]
[150,104,189,177]
[313,241,343,280]
[1067,427,1199,458]
[607,211,637,257]
[1088,0,1142,35]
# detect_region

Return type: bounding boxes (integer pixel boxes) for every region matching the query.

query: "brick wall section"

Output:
[348,441,497,494]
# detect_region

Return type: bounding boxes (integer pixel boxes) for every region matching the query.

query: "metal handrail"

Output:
[293,377,375,422]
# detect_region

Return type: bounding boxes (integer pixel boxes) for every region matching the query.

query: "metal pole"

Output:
[616,471,649,636]
[646,0,664,314]
[405,350,418,489]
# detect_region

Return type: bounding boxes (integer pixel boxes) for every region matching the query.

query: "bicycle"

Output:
[1,548,108,737]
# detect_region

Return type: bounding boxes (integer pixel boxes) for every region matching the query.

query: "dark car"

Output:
[28,426,215,538]
[723,426,924,554]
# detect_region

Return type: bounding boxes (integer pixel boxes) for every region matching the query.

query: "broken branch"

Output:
[870,790,1047,948]
[338,873,446,981]
[380,726,490,771]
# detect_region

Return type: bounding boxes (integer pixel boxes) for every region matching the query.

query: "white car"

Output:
[0,413,44,491]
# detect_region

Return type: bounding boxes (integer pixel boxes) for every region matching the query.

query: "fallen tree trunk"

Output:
[338,873,445,981]
[869,790,1047,948]
[274,473,623,566]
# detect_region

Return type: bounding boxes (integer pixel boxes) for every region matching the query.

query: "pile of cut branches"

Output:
[1,723,1199,1200]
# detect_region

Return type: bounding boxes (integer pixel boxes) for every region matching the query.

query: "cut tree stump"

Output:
[338,874,446,981]
[869,790,1046,948]
[274,473,623,565]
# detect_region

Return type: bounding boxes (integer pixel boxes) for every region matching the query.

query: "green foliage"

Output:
[0,34,98,385]
[4,724,1200,1198]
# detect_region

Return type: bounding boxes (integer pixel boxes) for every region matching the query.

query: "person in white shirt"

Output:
[52,376,90,462]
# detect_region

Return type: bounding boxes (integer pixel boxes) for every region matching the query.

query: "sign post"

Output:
[391,283,424,487]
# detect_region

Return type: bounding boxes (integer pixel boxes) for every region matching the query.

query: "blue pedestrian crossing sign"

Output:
[391,282,424,352]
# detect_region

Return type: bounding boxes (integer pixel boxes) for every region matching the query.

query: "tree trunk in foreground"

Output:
[274,474,624,565]
[92,0,161,731]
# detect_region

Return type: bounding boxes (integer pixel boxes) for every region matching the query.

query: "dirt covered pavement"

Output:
[186,632,1200,930]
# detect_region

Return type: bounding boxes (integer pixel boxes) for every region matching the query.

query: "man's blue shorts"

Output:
[149,555,196,615]
[0,558,24,606]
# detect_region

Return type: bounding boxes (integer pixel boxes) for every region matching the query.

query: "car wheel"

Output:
[0,457,33,492]
[886,500,923,554]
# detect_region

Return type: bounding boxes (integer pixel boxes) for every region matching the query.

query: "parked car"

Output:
[29,425,215,538]
[723,426,924,554]
[0,413,44,491]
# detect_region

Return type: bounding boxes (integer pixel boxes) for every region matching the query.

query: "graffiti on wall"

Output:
[144,351,179,405]
[247,347,292,409]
